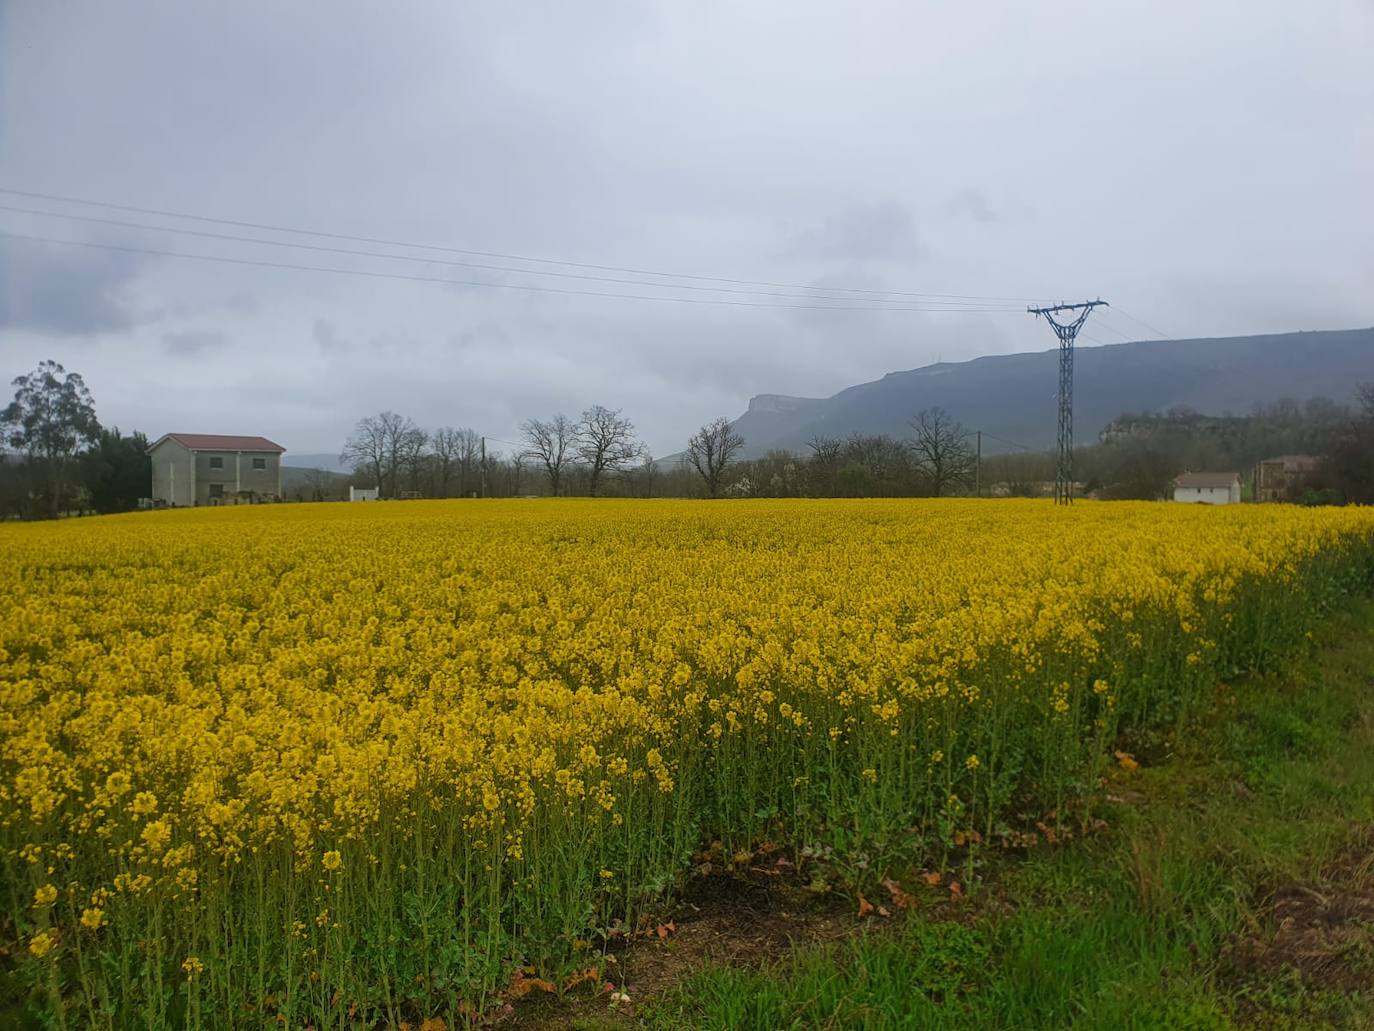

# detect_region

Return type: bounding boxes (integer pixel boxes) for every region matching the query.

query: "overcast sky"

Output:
[2,1,1371,458]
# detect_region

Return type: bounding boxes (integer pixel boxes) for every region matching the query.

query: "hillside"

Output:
[729,327,1374,457]
[283,452,351,474]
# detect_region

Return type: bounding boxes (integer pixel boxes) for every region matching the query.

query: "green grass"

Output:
[646,598,1374,1030]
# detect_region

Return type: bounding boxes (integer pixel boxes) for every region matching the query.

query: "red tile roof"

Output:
[153,433,285,452]
[1175,471,1240,488]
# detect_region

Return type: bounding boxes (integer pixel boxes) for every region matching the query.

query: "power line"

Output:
[1090,315,1135,341]
[0,231,1028,313]
[0,203,1015,309]
[0,185,1049,304]
[979,431,1044,453]
[1113,306,1171,339]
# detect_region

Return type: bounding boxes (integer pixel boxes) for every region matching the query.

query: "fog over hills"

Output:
[282,452,351,473]
[728,328,1374,458]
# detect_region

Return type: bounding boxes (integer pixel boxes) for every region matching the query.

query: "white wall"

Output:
[1173,484,1239,505]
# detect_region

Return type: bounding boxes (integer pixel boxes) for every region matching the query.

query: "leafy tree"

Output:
[82,428,151,514]
[687,417,746,498]
[835,462,876,497]
[1317,383,1374,504]
[2,360,100,518]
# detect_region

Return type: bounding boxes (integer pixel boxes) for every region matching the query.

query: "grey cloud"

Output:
[162,330,227,355]
[788,201,923,263]
[0,237,146,336]
[946,190,998,224]
[1,0,1369,457]
[313,319,348,353]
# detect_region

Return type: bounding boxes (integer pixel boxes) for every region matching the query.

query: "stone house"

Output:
[1253,454,1319,502]
[148,433,285,506]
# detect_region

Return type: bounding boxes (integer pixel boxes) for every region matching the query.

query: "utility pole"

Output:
[975,430,981,498]
[1028,299,1107,505]
[480,436,487,499]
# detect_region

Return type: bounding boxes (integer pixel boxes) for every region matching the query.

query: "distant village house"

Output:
[148,434,285,506]
[1253,454,1318,502]
[1173,471,1241,505]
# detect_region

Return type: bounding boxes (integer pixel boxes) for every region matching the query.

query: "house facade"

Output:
[1253,454,1319,502]
[1173,471,1241,505]
[148,433,285,506]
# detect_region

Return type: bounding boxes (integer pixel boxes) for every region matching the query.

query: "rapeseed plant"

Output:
[1,498,1372,1026]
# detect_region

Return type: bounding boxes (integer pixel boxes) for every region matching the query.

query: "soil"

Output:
[498,874,872,1028]
[1222,827,1374,1002]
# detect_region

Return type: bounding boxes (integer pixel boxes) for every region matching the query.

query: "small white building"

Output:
[1173,471,1241,505]
[148,433,285,506]
[349,486,380,502]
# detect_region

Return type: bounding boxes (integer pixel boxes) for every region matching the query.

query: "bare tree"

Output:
[454,428,482,496]
[637,454,659,498]
[576,405,642,496]
[521,414,575,495]
[302,467,334,502]
[908,407,975,497]
[398,425,428,494]
[805,434,843,497]
[429,427,464,498]
[381,414,423,498]
[687,417,746,498]
[342,412,422,498]
[341,414,387,494]
[805,434,843,466]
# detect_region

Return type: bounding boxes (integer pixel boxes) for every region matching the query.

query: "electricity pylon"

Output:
[1028,299,1107,505]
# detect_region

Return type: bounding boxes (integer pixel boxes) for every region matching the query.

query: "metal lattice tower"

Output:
[1027,299,1107,505]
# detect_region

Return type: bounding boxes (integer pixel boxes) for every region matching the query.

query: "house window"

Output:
[209,456,224,470]
[252,457,267,470]
[209,483,224,498]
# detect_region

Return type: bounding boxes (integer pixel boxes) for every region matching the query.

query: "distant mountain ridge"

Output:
[728,328,1374,458]
[283,452,350,474]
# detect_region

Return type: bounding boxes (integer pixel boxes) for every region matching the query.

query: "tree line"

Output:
[1,361,151,520]
[1065,391,1374,503]
[9,355,1369,518]
[336,405,981,500]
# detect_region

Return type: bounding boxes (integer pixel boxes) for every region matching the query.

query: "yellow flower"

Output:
[29,930,57,958]
[141,819,172,853]
[80,907,106,930]
[0,496,1370,1019]
[182,956,205,979]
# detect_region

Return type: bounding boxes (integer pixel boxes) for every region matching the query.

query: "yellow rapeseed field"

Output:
[2,498,1373,1027]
